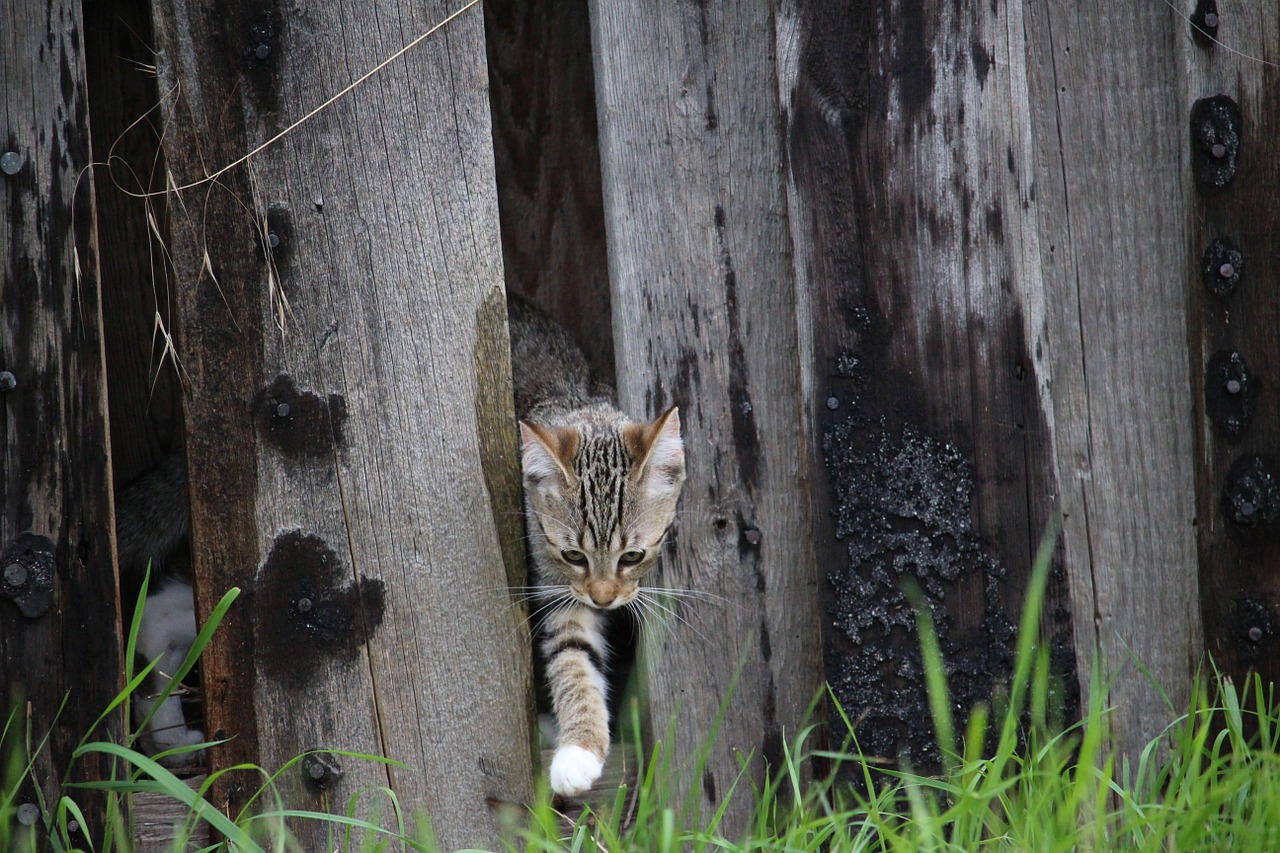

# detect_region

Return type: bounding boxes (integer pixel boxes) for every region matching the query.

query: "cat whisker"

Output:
[628,592,712,647]
[648,586,732,605]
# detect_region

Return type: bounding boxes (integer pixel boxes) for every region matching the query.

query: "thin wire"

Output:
[161,0,482,196]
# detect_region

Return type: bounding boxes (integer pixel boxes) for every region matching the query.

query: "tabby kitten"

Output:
[114,455,205,763]
[508,296,687,797]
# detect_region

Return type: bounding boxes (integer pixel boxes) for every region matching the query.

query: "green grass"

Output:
[7,547,1280,851]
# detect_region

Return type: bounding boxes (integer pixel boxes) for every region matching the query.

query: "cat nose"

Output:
[588,586,615,607]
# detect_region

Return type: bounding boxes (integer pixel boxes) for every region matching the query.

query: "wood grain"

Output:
[0,0,120,842]
[1181,3,1280,693]
[485,0,614,380]
[1024,0,1203,758]
[148,1,534,848]
[777,0,1072,768]
[590,0,825,835]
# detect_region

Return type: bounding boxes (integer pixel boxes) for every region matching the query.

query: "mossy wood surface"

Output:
[591,0,825,836]
[147,1,534,848]
[0,0,120,842]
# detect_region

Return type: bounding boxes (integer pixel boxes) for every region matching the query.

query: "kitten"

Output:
[114,455,204,763]
[508,296,687,797]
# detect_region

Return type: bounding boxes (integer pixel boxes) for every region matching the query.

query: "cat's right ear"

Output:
[520,421,579,486]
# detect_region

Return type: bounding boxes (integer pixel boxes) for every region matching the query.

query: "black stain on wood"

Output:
[1222,455,1280,530]
[0,533,56,619]
[264,203,293,270]
[252,373,347,456]
[889,0,935,121]
[1191,0,1220,45]
[1201,237,1243,299]
[256,530,386,688]
[1205,350,1252,441]
[1230,597,1277,664]
[819,320,1074,772]
[714,205,761,493]
[241,7,282,110]
[1191,96,1241,192]
[969,34,993,89]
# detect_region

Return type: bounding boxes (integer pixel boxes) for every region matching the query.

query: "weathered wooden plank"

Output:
[776,0,1072,768]
[0,0,120,843]
[83,0,183,486]
[1024,1,1202,757]
[148,1,534,848]
[131,774,210,853]
[590,0,824,835]
[1181,4,1280,690]
[484,0,614,379]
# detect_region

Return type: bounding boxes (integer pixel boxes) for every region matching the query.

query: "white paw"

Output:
[549,744,603,797]
[150,727,206,767]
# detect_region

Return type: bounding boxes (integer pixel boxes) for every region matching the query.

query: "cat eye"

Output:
[560,549,588,566]
[618,550,646,566]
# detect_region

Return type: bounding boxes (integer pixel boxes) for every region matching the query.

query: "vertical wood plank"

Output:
[484,0,613,379]
[148,1,533,848]
[776,0,1074,768]
[1181,4,1280,690]
[83,0,183,486]
[1024,1,1202,758]
[0,0,120,841]
[590,0,824,834]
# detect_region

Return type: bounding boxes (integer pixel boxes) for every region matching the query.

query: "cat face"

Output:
[520,407,685,610]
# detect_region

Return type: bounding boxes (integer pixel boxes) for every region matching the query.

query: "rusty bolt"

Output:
[1248,626,1264,643]
[4,563,28,588]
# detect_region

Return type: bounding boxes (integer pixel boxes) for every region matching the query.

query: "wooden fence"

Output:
[3,0,1279,847]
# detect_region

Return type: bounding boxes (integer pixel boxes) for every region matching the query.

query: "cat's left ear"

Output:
[625,406,685,488]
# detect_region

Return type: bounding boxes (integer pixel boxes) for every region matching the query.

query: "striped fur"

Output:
[509,296,686,797]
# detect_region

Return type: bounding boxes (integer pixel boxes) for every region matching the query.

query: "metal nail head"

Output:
[4,563,28,587]
[1,151,23,175]
[1249,626,1264,642]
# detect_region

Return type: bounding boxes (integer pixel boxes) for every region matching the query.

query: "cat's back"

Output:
[507,294,608,421]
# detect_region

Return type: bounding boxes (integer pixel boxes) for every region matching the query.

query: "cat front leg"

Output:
[542,605,609,797]
[136,581,204,765]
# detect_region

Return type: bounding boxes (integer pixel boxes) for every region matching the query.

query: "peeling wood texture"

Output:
[590,0,825,835]
[485,0,614,380]
[148,1,533,848]
[0,0,120,842]
[1183,4,1280,692]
